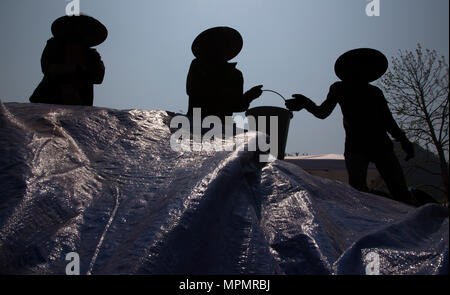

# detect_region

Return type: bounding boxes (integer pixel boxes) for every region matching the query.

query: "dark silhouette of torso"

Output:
[30,37,105,106]
[329,81,405,155]
[186,58,251,120]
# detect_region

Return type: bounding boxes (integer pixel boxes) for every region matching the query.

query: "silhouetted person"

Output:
[186,27,263,121]
[30,15,107,106]
[286,48,415,204]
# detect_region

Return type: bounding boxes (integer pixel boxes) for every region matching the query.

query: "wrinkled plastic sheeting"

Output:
[0,101,448,275]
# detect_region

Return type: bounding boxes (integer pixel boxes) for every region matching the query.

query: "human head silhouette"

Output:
[191,26,243,62]
[334,48,388,83]
[51,14,108,47]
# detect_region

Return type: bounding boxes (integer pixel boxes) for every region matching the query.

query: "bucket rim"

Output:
[245,106,293,118]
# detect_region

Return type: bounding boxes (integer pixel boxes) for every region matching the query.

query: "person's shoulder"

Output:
[44,37,65,50]
[330,81,344,88]
[367,83,381,91]
[41,38,61,57]
[367,84,384,96]
[188,59,202,73]
[190,58,199,66]
[87,48,102,60]
[46,37,62,45]
[229,62,242,74]
[329,81,344,94]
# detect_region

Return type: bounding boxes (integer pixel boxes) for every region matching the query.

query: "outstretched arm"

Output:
[286,83,340,119]
[234,85,263,112]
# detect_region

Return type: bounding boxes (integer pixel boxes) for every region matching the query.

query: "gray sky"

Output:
[0,0,448,154]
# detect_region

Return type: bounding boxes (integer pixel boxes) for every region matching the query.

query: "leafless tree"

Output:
[379,44,449,200]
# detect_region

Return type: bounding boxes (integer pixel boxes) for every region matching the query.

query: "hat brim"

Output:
[334,48,388,82]
[51,15,108,47]
[192,27,243,61]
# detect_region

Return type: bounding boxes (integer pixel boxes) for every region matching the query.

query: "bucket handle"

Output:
[248,88,289,109]
[261,89,287,102]
[247,89,293,118]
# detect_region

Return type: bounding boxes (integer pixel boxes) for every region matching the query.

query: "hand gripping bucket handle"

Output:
[245,89,293,160]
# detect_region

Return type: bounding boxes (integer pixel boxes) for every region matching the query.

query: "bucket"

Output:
[245,90,293,160]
